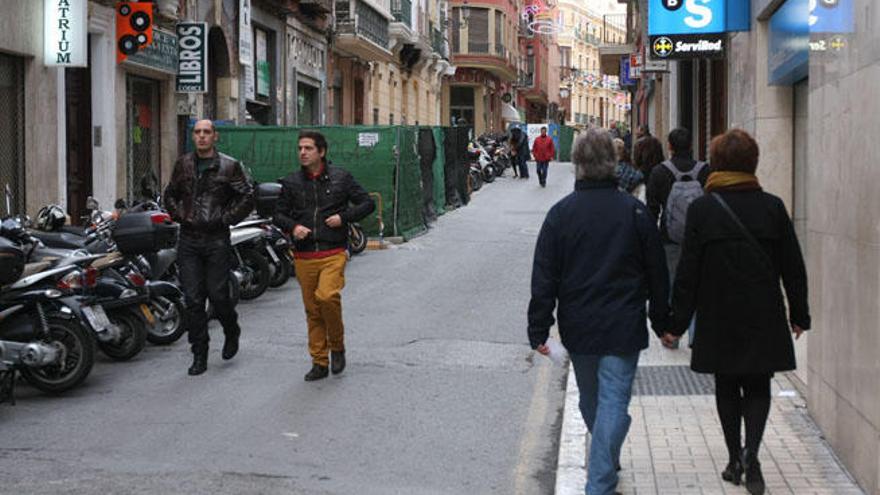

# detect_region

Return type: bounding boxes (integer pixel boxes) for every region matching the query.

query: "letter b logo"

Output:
[662,0,683,11]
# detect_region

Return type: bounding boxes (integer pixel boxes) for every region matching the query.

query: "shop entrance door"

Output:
[126,76,161,204]
[65,66,92,224]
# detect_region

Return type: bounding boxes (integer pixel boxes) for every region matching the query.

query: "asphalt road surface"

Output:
[1,163,576,495]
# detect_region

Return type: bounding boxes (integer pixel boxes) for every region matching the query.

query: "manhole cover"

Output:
[632,365,715,396]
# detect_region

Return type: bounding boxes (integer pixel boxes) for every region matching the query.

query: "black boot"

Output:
[742,450,765,495]
[222,335,239,360]
[188,352,207,376]
[331,351,346,375]
[721,458,743,485]
[304,364,329,381]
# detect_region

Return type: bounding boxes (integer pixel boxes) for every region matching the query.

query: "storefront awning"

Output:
[502,103,521,122]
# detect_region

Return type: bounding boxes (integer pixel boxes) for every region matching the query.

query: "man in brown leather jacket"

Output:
[164,119,254,376]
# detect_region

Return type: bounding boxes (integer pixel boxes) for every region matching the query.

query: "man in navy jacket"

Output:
[528,129,669,495]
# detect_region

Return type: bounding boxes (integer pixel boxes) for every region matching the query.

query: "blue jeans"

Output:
[536,161,549,184]
[571,352,640,495]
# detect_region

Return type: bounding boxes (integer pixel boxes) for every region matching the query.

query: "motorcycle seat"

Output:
[20,261,53,279]
[30,231,87,250]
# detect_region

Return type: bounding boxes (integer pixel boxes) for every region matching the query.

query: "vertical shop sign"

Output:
[44,0,88,66]
[176,22,208,93]
[239,0,253,66]
[255,29,270,97]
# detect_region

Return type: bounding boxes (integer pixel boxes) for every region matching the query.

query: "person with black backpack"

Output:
[646,128,709,348]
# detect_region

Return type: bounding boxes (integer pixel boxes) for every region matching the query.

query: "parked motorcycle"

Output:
[0,229,97,402]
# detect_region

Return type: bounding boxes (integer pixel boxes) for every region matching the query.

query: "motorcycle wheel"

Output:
[20,316,95,394]
[469,170,483,192]
[98,309,147,361]
[482,166,496,183]
[268,252,292,288]
[348,225,367,255]
[237,247,270,301]
[145,296,186,345]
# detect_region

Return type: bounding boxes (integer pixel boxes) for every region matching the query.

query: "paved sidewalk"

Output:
[556,337,865,495]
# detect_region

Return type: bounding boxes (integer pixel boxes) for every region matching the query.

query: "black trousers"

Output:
[178,233,239,355]
[518,154,530,178]
[714,373,772,461]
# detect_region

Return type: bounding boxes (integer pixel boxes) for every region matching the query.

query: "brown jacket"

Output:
[163,152,254,235]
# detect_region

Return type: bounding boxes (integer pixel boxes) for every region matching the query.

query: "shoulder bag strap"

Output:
[710,192,775,273]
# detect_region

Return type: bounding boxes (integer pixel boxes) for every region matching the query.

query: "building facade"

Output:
[443,0,520,134]
[558,0,629,129]
[726,1,880,493]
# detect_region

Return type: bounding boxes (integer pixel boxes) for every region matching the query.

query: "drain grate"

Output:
[632,365,715,396]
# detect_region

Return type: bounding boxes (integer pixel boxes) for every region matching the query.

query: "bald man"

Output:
[164,119,254,376]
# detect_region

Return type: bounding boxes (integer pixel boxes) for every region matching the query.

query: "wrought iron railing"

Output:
[602,14,629,45]
[391,0,412,27]
[336,0,390,48]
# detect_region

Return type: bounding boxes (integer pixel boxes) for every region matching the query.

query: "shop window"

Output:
[297,82,319,125]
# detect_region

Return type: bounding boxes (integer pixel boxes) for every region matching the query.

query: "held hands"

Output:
[325,214,342,228]
[536,344,550,356]
[660,332,680,349]
[292,225,312,240]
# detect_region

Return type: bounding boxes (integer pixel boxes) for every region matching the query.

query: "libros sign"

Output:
[176,23,208,93]
[648,0,750,59]
[44,0,87,66]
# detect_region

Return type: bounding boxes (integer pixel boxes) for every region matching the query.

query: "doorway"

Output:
[126,75,161,203]
[65,66,93,224]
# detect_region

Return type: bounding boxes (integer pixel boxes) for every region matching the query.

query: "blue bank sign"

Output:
[648,0,750,36]
[648,0,750,59]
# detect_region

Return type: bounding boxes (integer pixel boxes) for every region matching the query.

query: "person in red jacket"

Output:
[532,127,556,187]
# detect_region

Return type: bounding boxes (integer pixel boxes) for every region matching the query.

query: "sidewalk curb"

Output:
[554,361,586,494]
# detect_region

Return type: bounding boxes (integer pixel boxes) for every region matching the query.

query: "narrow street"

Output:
[0,166,575,494]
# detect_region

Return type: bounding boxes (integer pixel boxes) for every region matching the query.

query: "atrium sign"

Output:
[44,0,88,66]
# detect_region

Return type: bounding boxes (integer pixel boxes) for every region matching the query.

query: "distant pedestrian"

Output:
[528,129,670,495]
[510,127,530,179]
[274,130,375,382]
[631,136,666,201]
[613,137,643,194]
[531,126,556,187]
[636,124,651,140]
[646,127,709,348]
[664,129,810,495]
[164,119,254,376]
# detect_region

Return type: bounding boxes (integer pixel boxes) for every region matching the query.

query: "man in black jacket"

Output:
[646,127,709,348]
[528,129,669,495]
[164,119,254,376]
[274,130,375,381]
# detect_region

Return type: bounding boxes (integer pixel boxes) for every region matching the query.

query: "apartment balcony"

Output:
[598,13,633,77]
[452,42,516,81]
[431,28,448,59]
[388,0,419,51]
[390,0,411,26]
[335,0,394,61]
[517,73,548,104]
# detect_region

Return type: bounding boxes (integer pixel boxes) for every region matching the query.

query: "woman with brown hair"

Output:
[664,129,810,495]
[631,136,666,201]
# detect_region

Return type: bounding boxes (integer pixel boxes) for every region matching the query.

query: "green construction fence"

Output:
[213,125,428,240]
[558,126,577,162]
